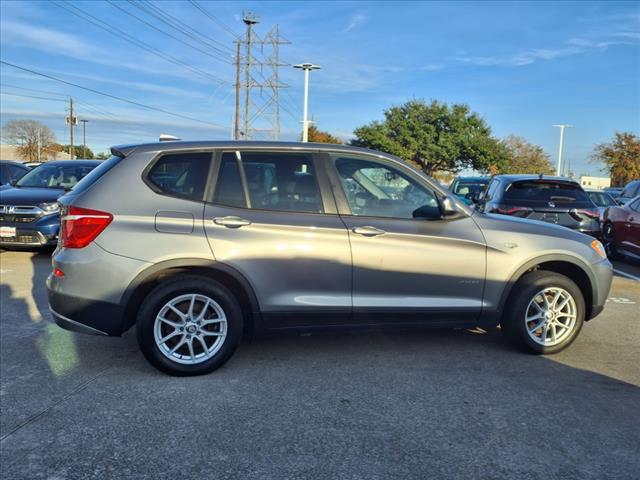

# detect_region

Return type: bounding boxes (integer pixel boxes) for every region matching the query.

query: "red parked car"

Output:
[602,196,640,260]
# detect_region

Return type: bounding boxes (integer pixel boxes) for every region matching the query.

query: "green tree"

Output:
[95,151,111,160]
[307,125,343,144]
[591,132,640,187]
[1,120,57,161]
[350,99,507,175]
[61,144,95,159]
[498,135,555,175]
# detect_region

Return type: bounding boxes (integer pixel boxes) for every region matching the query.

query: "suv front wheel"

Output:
[136,275,243,376]
[501,271,585,354]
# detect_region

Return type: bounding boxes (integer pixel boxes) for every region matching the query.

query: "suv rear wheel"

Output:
[501,271,585,354]
[136,275,243,376]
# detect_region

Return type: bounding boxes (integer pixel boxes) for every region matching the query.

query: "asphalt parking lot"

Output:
[1,250,639,480]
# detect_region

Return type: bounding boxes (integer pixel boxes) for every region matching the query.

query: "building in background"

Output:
[579,175,611,190]
[0,144,72,162]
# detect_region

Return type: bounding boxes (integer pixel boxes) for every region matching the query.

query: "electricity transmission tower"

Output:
[234,12,290,140]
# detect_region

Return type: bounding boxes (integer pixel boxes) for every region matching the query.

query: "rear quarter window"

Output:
[147,152,212,201]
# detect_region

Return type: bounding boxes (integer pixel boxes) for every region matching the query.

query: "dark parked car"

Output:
[617,180,640,205]
[602,195,640,260]
[0,160,100,248]
[0,160,30,186]
[449,176,489,205]
[477,175,600,237]
[46,142,612,376]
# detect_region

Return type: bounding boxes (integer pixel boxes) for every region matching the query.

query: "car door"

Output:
[322,152,487,324]
[622,199,640,256]
[203,149,352,328]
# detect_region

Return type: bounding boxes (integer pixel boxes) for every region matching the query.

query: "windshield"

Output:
[453,181,488,197]
[16,163,97,189]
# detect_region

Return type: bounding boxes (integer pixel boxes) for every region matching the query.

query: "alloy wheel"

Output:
[524,287,577,347]
[153,293,227,365]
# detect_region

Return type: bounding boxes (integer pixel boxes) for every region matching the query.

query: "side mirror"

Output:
[441,196,459,217]
[413,204,441,220]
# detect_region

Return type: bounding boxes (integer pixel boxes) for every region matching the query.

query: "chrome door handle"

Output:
[213,216,251,228]
[352,226,386,237]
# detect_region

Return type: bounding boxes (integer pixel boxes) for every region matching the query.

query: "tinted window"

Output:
[452,181,487,197]
[334,156,438,219]
[621,182,639,198]
[504,180,590,204]
[16,163,97,189]
[213,153,246,208]
[587,191,616,207]
[629,198,640,212]
[484,179,499,201]
[148,152,211,201]
[240,152,323,213]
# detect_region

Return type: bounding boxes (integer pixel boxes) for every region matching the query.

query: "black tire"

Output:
[501,271,585,354]
[602,222,620,260]
[136,275,243,376]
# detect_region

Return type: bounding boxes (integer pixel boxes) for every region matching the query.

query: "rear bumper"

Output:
[47,285,126,336]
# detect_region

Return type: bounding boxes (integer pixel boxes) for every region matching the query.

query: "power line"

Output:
[105,0,232,64]
[0,84,68,98]
[188,0,240,38]
[1,61,227,129]
[131,0,234,56]
[52,0,229,85]
[0,92,67,102]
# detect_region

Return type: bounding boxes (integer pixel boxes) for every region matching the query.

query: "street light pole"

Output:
[80,119,89,158]
[293,63,320,142]
[552,124,573,176]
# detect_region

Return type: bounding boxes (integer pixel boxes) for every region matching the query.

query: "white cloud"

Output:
[421,64,444,72]
[343,13,367,33]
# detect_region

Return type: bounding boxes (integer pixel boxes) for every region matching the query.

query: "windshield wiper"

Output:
[549,195,575,201]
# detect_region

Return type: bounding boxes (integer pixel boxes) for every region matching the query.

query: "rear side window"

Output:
[212,151,324,213]
[504,180,590,204]
[621,182,639,198]
[148,152,211,201]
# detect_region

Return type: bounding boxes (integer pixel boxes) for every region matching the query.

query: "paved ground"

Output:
[1,250,639,480]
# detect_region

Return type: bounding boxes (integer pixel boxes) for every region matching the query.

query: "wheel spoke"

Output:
[195,299,212,322]
[201,318,225,326]
[188,294,196,319]
[168,304,186,320]
[526,313,543,322]
[187,340,196,362]
[528,319,545,333]
[168,336,187,355]
[201,330,225,337]
[551,291,562,308]
[551,324,557,342]
[159,331,181,344]
[196,336,208,353]
[541,324,549,342]
[158,316,182,329]
[556,296,571,311]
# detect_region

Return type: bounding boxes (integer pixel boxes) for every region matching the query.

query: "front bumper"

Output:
[587,258,613,320]
[0,215,59,247]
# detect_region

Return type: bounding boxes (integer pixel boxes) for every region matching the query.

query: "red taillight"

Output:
[60,206,113,248]
[571,208,600,220]
[53,268,65,277]
[494,205,533,216]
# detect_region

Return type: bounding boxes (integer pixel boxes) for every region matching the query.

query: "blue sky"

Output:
[1,1,638,176]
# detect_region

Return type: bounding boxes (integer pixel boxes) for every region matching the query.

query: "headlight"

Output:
[590,239,606,259]
[39,202,60,214]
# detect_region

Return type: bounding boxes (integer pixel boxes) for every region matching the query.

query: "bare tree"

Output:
[1,120,57,161]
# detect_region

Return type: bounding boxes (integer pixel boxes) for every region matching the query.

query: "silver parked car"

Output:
[47,142,613,376]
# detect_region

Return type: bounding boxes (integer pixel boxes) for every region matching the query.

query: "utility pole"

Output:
[293,63,321,142]
[234,40,241,140]
[69,98,74,160]
[553,124,572,176]
[80,119,89,158]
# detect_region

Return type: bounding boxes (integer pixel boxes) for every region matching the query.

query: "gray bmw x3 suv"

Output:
[47,141,613,376]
